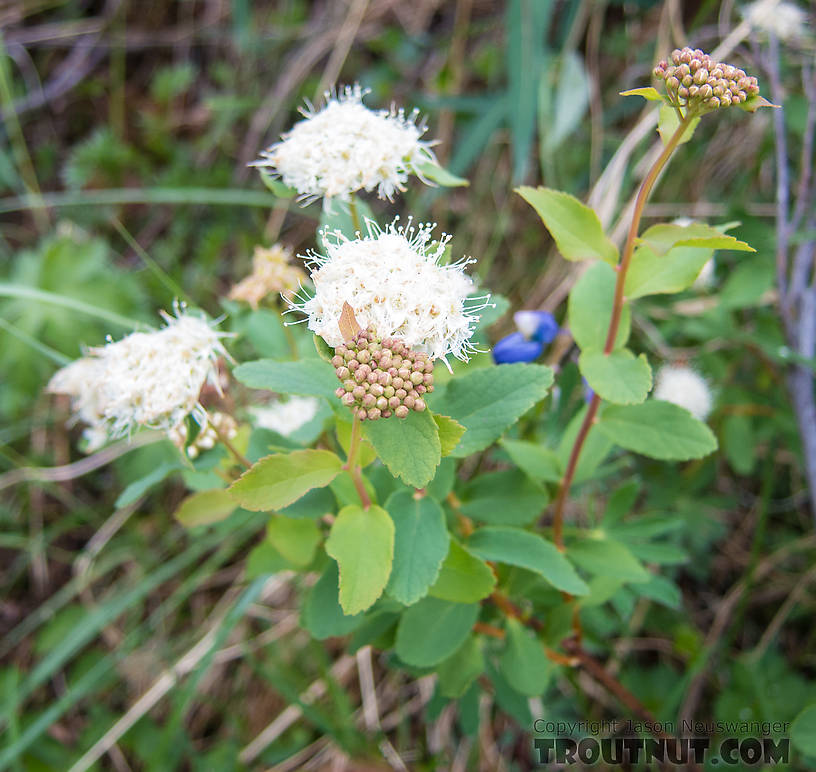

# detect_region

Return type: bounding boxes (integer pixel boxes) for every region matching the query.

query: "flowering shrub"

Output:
[46,58,781,744]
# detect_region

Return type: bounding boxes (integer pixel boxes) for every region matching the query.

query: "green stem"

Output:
[343,415,371,508]
[211,421,251,470]
[549,113,694,551]
[348,193,362,235]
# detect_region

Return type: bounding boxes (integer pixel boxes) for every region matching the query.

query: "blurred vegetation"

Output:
[1,1,815,769]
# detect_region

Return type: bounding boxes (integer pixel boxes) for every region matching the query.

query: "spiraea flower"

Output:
[252,84,437,204]
[47,357,109,451]
[653,48,760,112]
[290,219,488,365]
[654,365,713,421]
[229,244,307,309]
[48,307,230,447]
[332,328,433,420]
[743,0,809,43]
[251,396,321,436]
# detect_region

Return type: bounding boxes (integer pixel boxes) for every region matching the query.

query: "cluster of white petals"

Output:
[252,84,436,203]
[251,396,321,437]
[654,365,714,421]
[48,308,229,448]
[290,219,489,364]
[743,0,809,42]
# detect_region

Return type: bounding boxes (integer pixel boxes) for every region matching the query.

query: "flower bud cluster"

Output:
[654,48,759,111]
[331,327,434,421]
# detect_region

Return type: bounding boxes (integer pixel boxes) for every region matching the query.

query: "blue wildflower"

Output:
[513,310,559,344]
[492,332,543,364]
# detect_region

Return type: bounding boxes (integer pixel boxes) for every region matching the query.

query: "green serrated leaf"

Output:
[429,363,553,456]
[630,573,682,609]
[385,491,450,605]
[266,515,321,567]
[437,636,484,698]
[302,563,364,639]
[416,160,469,187]
[325,504,394,615]
[568,261,630,350]
[625,243,715,299]
[429,540,496,603]
[500,618,551,696]
[363,409,441,488]
[578,348,652,405]
[637,223,754,255]
[233,358,339,402]
[229,449,343,511]
[501,439,562,484]
[566,537,650,582]
[597,401,718,461]
[432,413,466,457]
[516,186,618,266]
[657,104,700,146]
[460,469,548,526]
[468,527,588,595]
[619,86,665,102]
[174,489,236,527]
[395,597,480,667]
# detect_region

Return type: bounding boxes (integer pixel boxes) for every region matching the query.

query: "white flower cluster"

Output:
[290,219,488,364]
[654,365,714,421]
[48,308,229,449]
[250,396,321,437]
[743,0,808,43]
[252,84,436,203]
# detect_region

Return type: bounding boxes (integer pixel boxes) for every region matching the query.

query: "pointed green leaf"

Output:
[630,574,682,609]
[432,413,466,457]
[501,439,562,484]
[568,261,630,350]
[657,104,700,146]
[258,170,296,198]
[395,597,480,667]
[516,186,618,266]
[302,563,364,639]
[619,86,665,102]
[468,527,589,595]
[437,636,485,698]
[174,489,236,527]
[430,363,554,456]
[597,401,718,461]
[266,515,321,567]
[428,540,497,603]
[363,409,441,488]
[325,504,394,615]
[416,160,469,187]
[637,222,754,254]
[567,537,650,582]
[233,358,339,401]
[557,404,614,484]
[460,468,548,526]
[578,348,652,405]
[500,618,551,696]
[625,243,715,299]
[385,491,450,605]
[229,449,342,511]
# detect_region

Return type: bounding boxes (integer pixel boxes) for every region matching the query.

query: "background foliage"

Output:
[1,1,815,769]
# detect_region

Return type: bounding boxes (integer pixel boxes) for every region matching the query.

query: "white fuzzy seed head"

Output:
[48,307,229,446]
[291,219,488,364]
[654,365,714,421]
[252,84,437,203]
